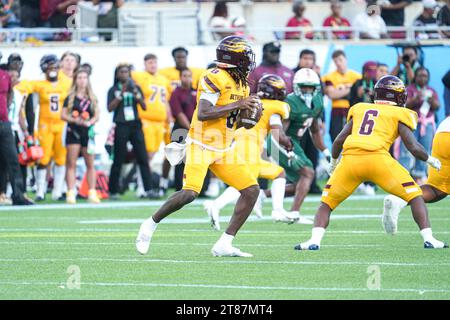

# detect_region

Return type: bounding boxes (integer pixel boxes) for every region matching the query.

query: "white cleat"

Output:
[294,241,320,250]
[424,239,449,249]
[252,191,265,219]
[211,242,253,257]
[296,215,314,225]
[135,222,154,255]
[382,195,402,235]
[203,200,221,231]
[272,209,300,224]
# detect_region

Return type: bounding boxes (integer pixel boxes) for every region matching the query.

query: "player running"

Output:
[203,74,301,230]
[267,68,330,222]
[382,116,450,234]
[296,75,447,250]
[136,36,262,257]
[16,55,71,201]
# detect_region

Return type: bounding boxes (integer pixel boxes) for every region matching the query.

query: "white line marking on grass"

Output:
[0,257,448,267]
[0,195,389,211]
[0,240,383,248]
[77,214,383,225]
[0,281,449,295]
[0,227,449,235]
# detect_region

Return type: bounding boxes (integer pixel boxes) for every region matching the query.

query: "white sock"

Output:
[206,178,220,197]
[6,183,12,197]
[310,227,326,245]
[218,232,234,246]
[214,187,240,210]
[52,165,66,199]
[36,169,47,198]
[160,177,168,189]
[271,177,286,211]
[136,167,145,195]
[143,216,158,233]
[420,228,434,243]
[259,189,267,200]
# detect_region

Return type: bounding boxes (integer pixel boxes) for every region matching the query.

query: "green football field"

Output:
[0,194,449,300]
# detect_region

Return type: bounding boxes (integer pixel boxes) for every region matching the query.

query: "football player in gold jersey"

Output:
[296,76,447,250]
[382,116,450,235]
[16,55,71,201]
[132,54,173,197]
[203,74,300,230]
[159,47,205,91]
[136,36,262,257]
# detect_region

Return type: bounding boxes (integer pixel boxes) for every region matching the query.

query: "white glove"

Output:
[327,158,339,176]
[322,148,331,163]
[426,156,441,171]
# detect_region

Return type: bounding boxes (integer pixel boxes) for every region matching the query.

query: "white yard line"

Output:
[0,240,383,248]
[0,257,448,267]
[0,227,449,235]
[0,281,448,295]
[0,195,390,212]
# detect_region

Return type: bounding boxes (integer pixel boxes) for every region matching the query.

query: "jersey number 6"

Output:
[359,109,378,135]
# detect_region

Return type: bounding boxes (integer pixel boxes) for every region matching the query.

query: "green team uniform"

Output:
[267,92,324,183]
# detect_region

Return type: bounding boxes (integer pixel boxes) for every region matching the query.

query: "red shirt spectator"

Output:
[170,86,197,125]
[322,1,351,40]
[0,69,12,122]
[285,1,314,40]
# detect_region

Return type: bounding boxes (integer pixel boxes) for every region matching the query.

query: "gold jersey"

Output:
[235,99,290,151]
[188,68,249,150]
[131,71,172,122]
[343,103,418,155]
[159,66,205,90]
[15,79,70,122]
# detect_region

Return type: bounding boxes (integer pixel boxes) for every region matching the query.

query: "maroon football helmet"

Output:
[374,75,407,107]
[215,36,256,74]
[257,74,287,101]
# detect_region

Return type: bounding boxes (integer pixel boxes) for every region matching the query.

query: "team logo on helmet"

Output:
[374,75,407,107]
[215,36,255,73]
[40,54,59,73]
[257,74,287,101]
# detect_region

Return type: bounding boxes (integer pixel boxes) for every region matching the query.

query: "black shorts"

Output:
[66,126,89,147]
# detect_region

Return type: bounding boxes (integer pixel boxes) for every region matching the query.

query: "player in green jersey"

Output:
[265,68,331,223]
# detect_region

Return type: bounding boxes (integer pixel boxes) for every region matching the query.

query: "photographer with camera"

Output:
[349,61,378,106]
[399,67,440,184]
[107,63,155,200]
[391,46,422,85]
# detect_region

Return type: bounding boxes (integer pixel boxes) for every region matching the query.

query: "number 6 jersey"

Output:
[189,68,249,150]
[343,103,418,155]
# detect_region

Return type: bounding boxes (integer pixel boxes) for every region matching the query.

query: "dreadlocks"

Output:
[227,68,249,89]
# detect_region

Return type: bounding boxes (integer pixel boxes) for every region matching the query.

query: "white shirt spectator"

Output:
[353,12,387,39]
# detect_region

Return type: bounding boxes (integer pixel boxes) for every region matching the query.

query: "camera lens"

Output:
[402,54,410,62]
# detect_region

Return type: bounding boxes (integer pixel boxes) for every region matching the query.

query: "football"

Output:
[240,99,263,129]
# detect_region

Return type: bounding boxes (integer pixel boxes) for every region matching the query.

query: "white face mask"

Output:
[303,93,313,109]
[48,71,58,79]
